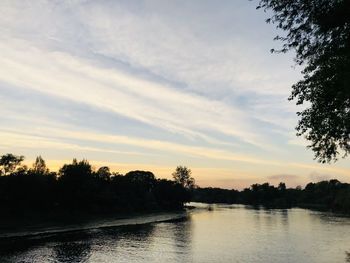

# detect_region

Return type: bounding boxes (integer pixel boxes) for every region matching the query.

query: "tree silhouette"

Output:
[278,182,286,191]
[58,159,97,209]
[1,153,350,216]
[172,166,195,189]
[125,170,156,190]
[31,155,49,174]
[96,166,111,181]
[256,0,350,162]
[0,153,24,175]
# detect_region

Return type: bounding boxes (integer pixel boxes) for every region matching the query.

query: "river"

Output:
[1,203,350,263]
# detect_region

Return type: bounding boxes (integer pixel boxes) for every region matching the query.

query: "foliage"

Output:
[0,154,189,215]
[172,166,195,189]
[191,187,238,204]
[0,153,24,175]
[96,166,111,181]
[256,0,350,162]
[31,155,49,174]
[193,179,350,213]
[1,153,350,215]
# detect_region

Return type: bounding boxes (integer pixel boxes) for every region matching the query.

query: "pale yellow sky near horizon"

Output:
[20,158,350,190]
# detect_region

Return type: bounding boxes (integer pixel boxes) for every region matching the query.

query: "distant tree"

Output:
[296,185,302,191]
[154,179,190,208]
[58,159,95,208]
[256,0,350,162]
[96,166,111,181]
[0,153,24,175]
[172,166,195,189]
[124,170,156,190]
[59,159,92,179]
[191,187,239,204]
[278,182,286,191]
[31,156,49,174]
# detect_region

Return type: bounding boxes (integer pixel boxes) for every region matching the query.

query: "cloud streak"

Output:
[1,126,348,179]
[0,39,263,147]
[0,0,349,187]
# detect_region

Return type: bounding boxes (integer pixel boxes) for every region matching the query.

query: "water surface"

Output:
[1,204,350,263]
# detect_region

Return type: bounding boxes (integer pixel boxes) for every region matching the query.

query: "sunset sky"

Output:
[1,0,349,189]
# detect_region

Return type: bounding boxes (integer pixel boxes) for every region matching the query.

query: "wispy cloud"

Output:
[0,39,264,147]
[0,0,349,187]
[0,127,277,166]
[1,126,348,180]
[0,131,148,156]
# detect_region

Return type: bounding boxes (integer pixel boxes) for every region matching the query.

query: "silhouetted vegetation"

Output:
[191,187,239,204]
[1,153,350,218]
[256,0,350,162]
[0,154,192,218]
[192,180,350,213]
[172,166,195,189]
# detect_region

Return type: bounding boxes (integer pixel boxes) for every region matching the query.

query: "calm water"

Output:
[1,203,350,263]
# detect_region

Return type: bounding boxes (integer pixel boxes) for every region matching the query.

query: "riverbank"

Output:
[0,209,189,239]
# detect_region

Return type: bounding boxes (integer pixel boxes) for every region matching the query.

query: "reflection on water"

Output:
[54,239,91,263]
[1,204,350,263]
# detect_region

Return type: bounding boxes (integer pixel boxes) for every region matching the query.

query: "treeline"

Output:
[192,181,350,213]
[1,153,350,216]
[0,154,195,216]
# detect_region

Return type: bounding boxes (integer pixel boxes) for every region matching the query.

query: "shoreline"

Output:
[2,202,349,240]
[0,209,189,240]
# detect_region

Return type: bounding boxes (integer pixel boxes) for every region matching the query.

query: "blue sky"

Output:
[0,0,349,189]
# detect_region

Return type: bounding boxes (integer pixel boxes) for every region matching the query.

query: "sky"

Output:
[0,0,349,189]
